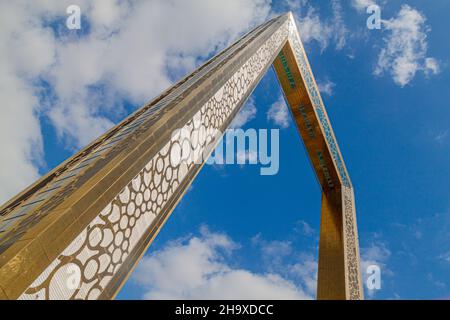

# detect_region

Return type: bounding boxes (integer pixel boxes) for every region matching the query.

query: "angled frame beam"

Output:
[0,12,362,300]
[273,29,363,299]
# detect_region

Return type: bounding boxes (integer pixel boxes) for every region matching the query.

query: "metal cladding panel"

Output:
[0,14,291,300]
[0,12,362,300]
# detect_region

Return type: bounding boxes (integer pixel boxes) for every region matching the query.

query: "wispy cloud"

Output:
[294,220,316,237]
[251,233,317,298]
[433,130,449,143]
[230,97,257,129]
[427,273,446,289]
[317,79,336,96]
[438,251,450,263]
[351,0,377,12]
[330,0,348,50]
[288,0,348,52]
[252,234,293,266]
[374,5,440,87]
[132,226,312,299]
[267,96,290,129]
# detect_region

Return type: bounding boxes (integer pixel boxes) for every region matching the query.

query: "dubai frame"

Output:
[0,13,363,300]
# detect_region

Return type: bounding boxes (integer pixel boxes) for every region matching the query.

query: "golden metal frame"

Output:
[0,13,362,300]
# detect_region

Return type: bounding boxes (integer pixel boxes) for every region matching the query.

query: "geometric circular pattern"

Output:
[19,20,290,300]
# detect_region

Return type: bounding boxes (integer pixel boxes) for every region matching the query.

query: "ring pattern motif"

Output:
[17,16,362,300]
[19,20,290,300]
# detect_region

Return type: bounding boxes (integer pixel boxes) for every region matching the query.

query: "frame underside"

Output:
[0,13,363,300]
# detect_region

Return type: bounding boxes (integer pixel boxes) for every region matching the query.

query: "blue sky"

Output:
[0,0,449,300]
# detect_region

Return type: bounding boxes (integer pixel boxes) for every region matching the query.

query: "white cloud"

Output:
[260,239,293,257]
[351,0,377,12]
[230,97,257,129]
[0,1,56,203]
[132,227,312,299]
[0,0,271,204]
[427,273,446,288]
[434,130,449,143]
[267,96,290,128]
[251,234,317,297]
[252,235,293,266]
[374,5,440,87]
[361,242,391,270]
[425,57,440,75]
[330,0,347,50]
[438,251,450,263]
[286,253,318,296]
[294,220,316,237]
[289,0,347,51]
[317,79,336,96]
[295,7,332,51]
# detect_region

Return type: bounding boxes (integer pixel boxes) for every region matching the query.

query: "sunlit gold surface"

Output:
[0,13,362,300]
